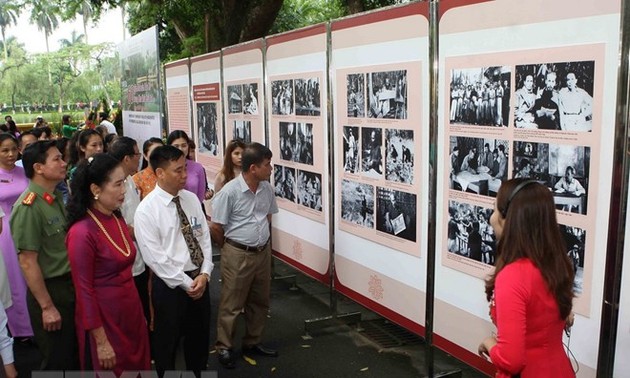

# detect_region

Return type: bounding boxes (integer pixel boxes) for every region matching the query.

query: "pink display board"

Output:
[222,40,265,144]
[164,58,191,135]
[331,1,429,337]
[436,0,621,376]
[267,24,330,283]
[190,52,223,185]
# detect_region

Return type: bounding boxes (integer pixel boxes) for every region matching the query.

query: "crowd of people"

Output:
[0,114,279,376]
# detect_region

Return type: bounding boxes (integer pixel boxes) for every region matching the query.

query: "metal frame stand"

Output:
[303,21,362,336]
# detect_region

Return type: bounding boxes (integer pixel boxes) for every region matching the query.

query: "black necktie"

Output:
[172,196,203,277]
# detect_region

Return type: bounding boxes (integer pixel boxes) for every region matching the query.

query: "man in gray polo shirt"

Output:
[210,142,278,369]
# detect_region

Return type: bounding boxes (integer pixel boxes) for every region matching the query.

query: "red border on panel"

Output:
[164,58,189,69]
[434,334,495,376]
[266,23,327,46]
[331,2,428,31]
[272,249,329,285]
[222,39,264,56]
[334,274,494,376]
[190,51,220,64]
[438,0,492,20]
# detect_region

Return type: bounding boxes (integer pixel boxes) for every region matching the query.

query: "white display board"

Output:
[435,0,621,376]
[331,3,430,334]
[120,25,162,145]
[266,25,331,282]
[221,40,265,144]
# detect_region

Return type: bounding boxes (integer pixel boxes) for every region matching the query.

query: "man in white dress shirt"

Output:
[135,145,214,377]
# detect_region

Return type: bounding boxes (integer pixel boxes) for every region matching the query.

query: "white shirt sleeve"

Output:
[0,301,14,365]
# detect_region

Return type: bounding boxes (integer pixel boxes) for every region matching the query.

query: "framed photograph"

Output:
[274,165,296,202]
[271,79,294,115]
[375,187,417,242]
[449,66,511,127]
[297,170,322,211]
[341,179,374,228]
[233,120,251,143]
[227,85,242,114]
[295,78,321,116]
[196,103,219,155]
[446,200,496,266]
[242,83,259,115]
[385,129,414,184]
[367,70,407,119]
[347,73,365,118]
[514,61,594,132]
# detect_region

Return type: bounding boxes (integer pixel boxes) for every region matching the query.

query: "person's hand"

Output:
[4,363,17,378]
[187,275,207,300]
[96,339,116,369]
[42,305,62,332]
[205,190,214,200]
[478,336,497,360]
[565,312,575,333]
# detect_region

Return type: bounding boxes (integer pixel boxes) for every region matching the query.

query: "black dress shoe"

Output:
[243,344,278,357]
[217,348,236,369]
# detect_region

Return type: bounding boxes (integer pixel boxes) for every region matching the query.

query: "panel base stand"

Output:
[304,311,362,335]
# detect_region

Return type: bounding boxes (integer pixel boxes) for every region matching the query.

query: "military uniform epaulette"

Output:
[22,192,37,206]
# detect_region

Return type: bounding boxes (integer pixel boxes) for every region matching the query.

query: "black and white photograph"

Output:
[560,224,586,295]
[227,84,242,114]
[367,70,407,119]
[341,179,374,228]
[449,136,509,197]
[297,170,322,211]
[449,66,511,127]
[342,126,359,174]
[514,61,594,132]
[294,123,314,165]
[446,200,496,266]
[274,165,296,202]
[271,79,294,115]
[242,83,259,115]
[196,103,219,155]
[233,120,251,143]
[361,127,383,177]
[347,73,365,118]
[385,129,414,184]
[295,78,321,116]
[511,141,590,215]
[279,122,297,162]
[375,187,416,242]
[549,143,590,215]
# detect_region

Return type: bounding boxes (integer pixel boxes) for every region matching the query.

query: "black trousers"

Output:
[151,275,211,378]
[26,274,79,370]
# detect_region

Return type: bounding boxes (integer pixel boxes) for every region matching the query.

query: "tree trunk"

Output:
[1,27,7,61]
[83,18,89,45]
[345,0,365,14]
[45,32,52,84]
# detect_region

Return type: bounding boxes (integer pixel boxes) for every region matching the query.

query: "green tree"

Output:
[29,1,61,54]
[28,0,61,83]
[59,29,85,48]
[270,0,345,34]
[0,0,20,61]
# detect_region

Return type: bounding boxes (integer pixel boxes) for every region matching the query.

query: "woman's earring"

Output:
[94,194,99,200]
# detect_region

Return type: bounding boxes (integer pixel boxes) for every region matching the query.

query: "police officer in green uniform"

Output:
[10,140,78,370]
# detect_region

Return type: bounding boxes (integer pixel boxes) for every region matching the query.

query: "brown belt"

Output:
[225,238,269,252]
